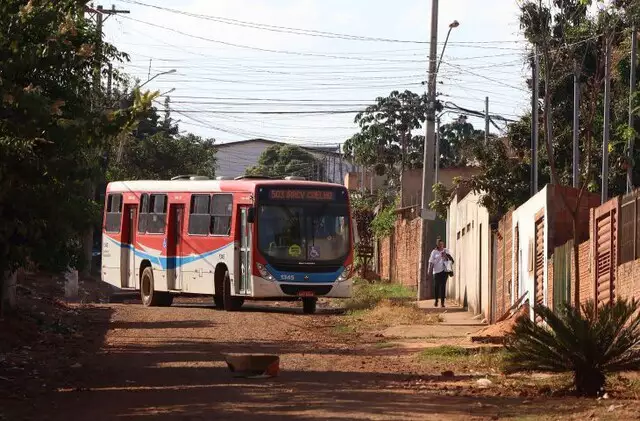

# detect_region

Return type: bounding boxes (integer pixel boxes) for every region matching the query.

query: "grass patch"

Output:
[344,279,414,311]
[332,324,356,335]
[418,345,507,368]
[374,342,397,349]
[349,299,441,329]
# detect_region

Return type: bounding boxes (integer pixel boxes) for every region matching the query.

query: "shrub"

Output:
[504,299,640,397]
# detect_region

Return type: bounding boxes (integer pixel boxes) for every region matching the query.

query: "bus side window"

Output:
[211,194,233,236]
[138,193,149,234]
[188,194,211,235]
[147,194,167,234]
[105,194,123,233]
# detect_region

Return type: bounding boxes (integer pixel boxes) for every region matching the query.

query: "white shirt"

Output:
[429,248,450,274]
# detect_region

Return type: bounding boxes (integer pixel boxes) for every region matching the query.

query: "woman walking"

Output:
[428,239,454,307]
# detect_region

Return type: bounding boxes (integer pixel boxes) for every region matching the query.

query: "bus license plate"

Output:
[298,291,315,297]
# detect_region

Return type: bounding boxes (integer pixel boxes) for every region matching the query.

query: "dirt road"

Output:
[3,300,637,420]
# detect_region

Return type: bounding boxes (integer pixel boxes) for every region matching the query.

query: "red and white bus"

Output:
[101,176,354,314]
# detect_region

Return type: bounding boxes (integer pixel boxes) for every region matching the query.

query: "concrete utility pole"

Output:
[602,35,613,203]
[83,4,130,275]
[531,49,539,196]
[435,117,441,185]
[628,26,637,193]
[484,97,490,143]
[417,0,440,301]
[573,62,580,189]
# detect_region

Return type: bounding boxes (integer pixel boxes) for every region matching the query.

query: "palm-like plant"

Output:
[504,299,640,397]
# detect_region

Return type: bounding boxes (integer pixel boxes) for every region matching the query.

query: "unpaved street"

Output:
[4,300,637,420]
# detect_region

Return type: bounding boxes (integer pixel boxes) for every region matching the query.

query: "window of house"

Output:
[188,194,211,235]
[211,194,233,236]
[105,194,123,233]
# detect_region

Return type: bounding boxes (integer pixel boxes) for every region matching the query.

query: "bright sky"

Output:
[103,0,530,147]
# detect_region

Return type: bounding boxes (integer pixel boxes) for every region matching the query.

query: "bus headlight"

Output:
[337,265,353,282]
[256,263,275,281]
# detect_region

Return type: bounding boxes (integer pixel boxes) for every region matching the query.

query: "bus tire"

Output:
[302,298,317,315]
[223,271,244,311]
[140,267,162,307]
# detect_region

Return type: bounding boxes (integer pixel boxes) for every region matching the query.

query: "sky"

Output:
[101,0,531,148]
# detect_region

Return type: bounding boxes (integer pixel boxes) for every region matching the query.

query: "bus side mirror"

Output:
[247,207,255,223]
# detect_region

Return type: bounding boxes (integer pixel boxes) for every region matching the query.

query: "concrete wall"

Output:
[510,187,549,317]
[447,190,491,316]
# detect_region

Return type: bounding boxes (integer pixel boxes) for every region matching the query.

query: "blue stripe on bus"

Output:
[266,264,343,283]
[106,237,230,270]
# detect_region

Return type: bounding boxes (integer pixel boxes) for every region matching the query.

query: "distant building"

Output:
[214,138,356,184]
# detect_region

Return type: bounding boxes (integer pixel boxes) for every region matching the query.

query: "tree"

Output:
[246,144,323,180]
[505,299,640,397]
[344,90,429,187]
[0,0,151,313]
[438,115,484,168]
[108,98,217,181]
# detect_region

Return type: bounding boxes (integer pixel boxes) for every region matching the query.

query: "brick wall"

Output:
[494,211,513,320]
[378,236,391,281]
[377,216,422,289]
[616,260,640,301]
[547,255,554,310]
[572,240,592,306]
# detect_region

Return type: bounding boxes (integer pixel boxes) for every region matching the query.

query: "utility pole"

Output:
[339,143,344,185]
[602,35,613,203]
[83,4,130,275]
[531,49,539,196]
[628,26,637,194]
[484,97,490,143]
[435,117,440,185]
[418,0,439,301]
[572,62,580,189]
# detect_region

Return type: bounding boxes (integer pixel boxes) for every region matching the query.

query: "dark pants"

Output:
[434,271,448,304]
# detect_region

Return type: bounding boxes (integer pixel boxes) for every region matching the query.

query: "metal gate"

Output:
[592,199,617,307]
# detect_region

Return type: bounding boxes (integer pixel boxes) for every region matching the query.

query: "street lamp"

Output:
[139,68,176,89]
[436,20,460,76]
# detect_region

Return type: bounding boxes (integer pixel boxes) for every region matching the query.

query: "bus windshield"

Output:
[257,203,350,264]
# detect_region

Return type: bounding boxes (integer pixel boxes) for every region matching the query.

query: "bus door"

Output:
[167,204,184,290]
[238,207,252,295]
[121,205,137,288]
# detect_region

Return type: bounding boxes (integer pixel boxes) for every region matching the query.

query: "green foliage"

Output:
[430,182,454,219]
[107,98,217,181]
[0,0,151,308]
[438,115,484,168]
[344,90,428,185]
[505,299,640,397]
[344,279,414,310]
[371,202,397,239]
[246,144,321,179]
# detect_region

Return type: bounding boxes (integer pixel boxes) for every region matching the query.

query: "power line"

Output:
[117,15,426,63]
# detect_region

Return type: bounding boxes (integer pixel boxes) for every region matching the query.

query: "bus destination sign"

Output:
[269,189,334,201]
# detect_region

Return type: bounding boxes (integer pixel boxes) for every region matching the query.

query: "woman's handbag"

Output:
[444,259,454,277]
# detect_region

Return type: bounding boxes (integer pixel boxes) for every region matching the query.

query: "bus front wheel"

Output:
[302,298,317,315]
[141,267,172,307]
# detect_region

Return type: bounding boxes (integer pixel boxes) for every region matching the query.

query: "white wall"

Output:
[510,186,549,318]
[447,191,491,317]
[215,140,353,184]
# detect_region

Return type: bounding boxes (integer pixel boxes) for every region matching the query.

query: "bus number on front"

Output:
[280,274,295,281]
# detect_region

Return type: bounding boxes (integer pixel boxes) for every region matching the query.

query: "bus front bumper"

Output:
[250,276,352,298]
